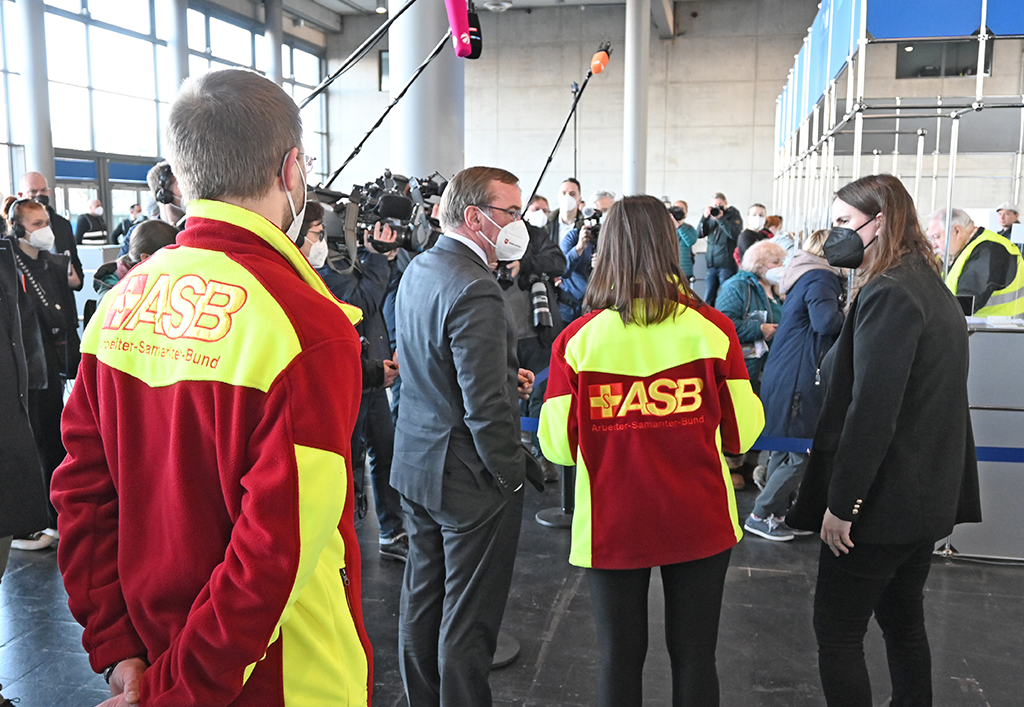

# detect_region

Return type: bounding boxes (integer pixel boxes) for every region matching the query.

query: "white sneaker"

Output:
[11,531,57,551]
[753,465,768,490]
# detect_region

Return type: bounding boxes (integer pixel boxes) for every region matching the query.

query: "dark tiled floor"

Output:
[2,481,1022,706]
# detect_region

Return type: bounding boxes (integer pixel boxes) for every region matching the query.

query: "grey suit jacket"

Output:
[392,236,525,511]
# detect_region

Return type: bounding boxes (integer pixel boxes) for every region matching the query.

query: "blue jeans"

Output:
[813,541,935,707]
[704,266,737,307]
[753,451,809,519]
[352,387,405,540]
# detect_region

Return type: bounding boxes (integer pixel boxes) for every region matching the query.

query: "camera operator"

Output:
[499,220,567,482]
[314,203,408,561]
[698,191,743,306]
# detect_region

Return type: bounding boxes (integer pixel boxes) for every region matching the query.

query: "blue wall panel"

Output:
[988,0,1024,36]
[867,0,983,40]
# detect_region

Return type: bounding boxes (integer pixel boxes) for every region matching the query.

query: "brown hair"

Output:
[834,174,939,280]
[765,215,782,230]
[128,219,178,263]
[300,199,324,238]
[439,166,519,232]
[584,194,702,326]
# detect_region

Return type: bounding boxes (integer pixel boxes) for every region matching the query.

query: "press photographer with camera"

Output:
[698,192,743,306]
[559,191,614,324]
[313,200,408,561]
[499,218,567,483]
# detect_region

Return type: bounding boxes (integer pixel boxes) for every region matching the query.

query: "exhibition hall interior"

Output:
[0,0,1022,705]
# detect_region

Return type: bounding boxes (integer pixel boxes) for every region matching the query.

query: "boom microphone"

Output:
[590,42,612,74]
[444,0,473,58]
[467,11,483,60]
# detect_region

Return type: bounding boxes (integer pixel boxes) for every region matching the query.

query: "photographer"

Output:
[698,192,743,306]
[669,200,698,280]
[315,204,408,561]
[500,220,567,482]
[559,191,614,324]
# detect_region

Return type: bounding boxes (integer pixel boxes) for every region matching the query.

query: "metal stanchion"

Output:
[536,465,574,528]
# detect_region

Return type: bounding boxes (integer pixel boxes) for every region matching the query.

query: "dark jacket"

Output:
[698,206,742,268]
[516,222,566,347]
[318,246,392,390]
[737,228,770,261]
[0,240,49,537]
[48,207,83,290]
[546,208,584,245]
[759,253,844,440]
[75,213,107,242]
[788,257,982,542]
[8,240,80,387]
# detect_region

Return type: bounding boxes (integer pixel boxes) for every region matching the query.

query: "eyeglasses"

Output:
[297,153,317,175]
[473,204,522,221]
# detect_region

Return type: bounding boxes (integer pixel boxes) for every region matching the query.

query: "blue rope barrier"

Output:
[515,425,1024,463]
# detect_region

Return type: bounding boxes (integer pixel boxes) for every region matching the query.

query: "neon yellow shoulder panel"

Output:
[563,306,731,376]
[82,246,301,392]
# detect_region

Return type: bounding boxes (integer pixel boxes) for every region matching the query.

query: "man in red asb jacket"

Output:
[51,68,372,707]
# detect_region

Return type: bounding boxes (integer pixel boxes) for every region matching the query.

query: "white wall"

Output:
[325,0,819,211]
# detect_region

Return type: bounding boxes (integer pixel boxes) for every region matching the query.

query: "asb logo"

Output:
[588,378,704,420]
[102,273,248,342]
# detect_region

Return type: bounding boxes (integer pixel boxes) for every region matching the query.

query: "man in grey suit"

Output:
[392,166,542,706]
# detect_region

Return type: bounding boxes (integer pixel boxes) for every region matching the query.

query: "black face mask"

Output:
[823,215,879,269]
[33,194,49,207]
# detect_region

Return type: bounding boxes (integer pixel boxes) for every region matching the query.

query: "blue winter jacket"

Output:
[759,252,844,439]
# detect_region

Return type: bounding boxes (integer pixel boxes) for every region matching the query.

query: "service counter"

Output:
[942,320,1024,561]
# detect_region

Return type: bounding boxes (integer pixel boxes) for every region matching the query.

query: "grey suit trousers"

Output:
[398,464,524,707]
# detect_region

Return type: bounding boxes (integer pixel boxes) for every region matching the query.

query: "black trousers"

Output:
[28,385,65,529]
[585,548,732,707]
[398,473,524,707]
[813,540,935,707]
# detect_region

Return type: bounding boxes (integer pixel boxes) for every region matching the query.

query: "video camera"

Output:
[313,169,447,258]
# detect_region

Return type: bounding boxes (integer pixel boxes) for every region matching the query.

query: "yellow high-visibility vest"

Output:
[946,228,1024,317]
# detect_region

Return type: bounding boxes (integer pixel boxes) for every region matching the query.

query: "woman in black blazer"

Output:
[788,174,981,707]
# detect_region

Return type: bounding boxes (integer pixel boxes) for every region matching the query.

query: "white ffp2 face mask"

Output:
[479,211,530,262]
[27,225,56,251]
[94,206,104,217]
[748,214,766,231]
[281,152,306,243]
[525,209,548,229]
[558,193,578,216]
[307,238,329,268]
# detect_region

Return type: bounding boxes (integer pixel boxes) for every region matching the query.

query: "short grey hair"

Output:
[928,208,972,232]
[439,166,519,232]
[590,190,616,204]
[165,68,302,203]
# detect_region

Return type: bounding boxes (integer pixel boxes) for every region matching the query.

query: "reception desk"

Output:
[941,321,1024,561]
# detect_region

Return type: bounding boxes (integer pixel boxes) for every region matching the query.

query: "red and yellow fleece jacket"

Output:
[539,301,764,570]
[52,200,372,706]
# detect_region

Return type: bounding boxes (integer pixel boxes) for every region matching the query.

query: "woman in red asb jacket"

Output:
[539,195,764,707]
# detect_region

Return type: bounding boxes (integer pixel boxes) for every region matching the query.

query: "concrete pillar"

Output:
[622,0,650,195]
[169,0,189,92]
[388,0,464,180]
[18,0,54,185]
[266,0,284,85]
